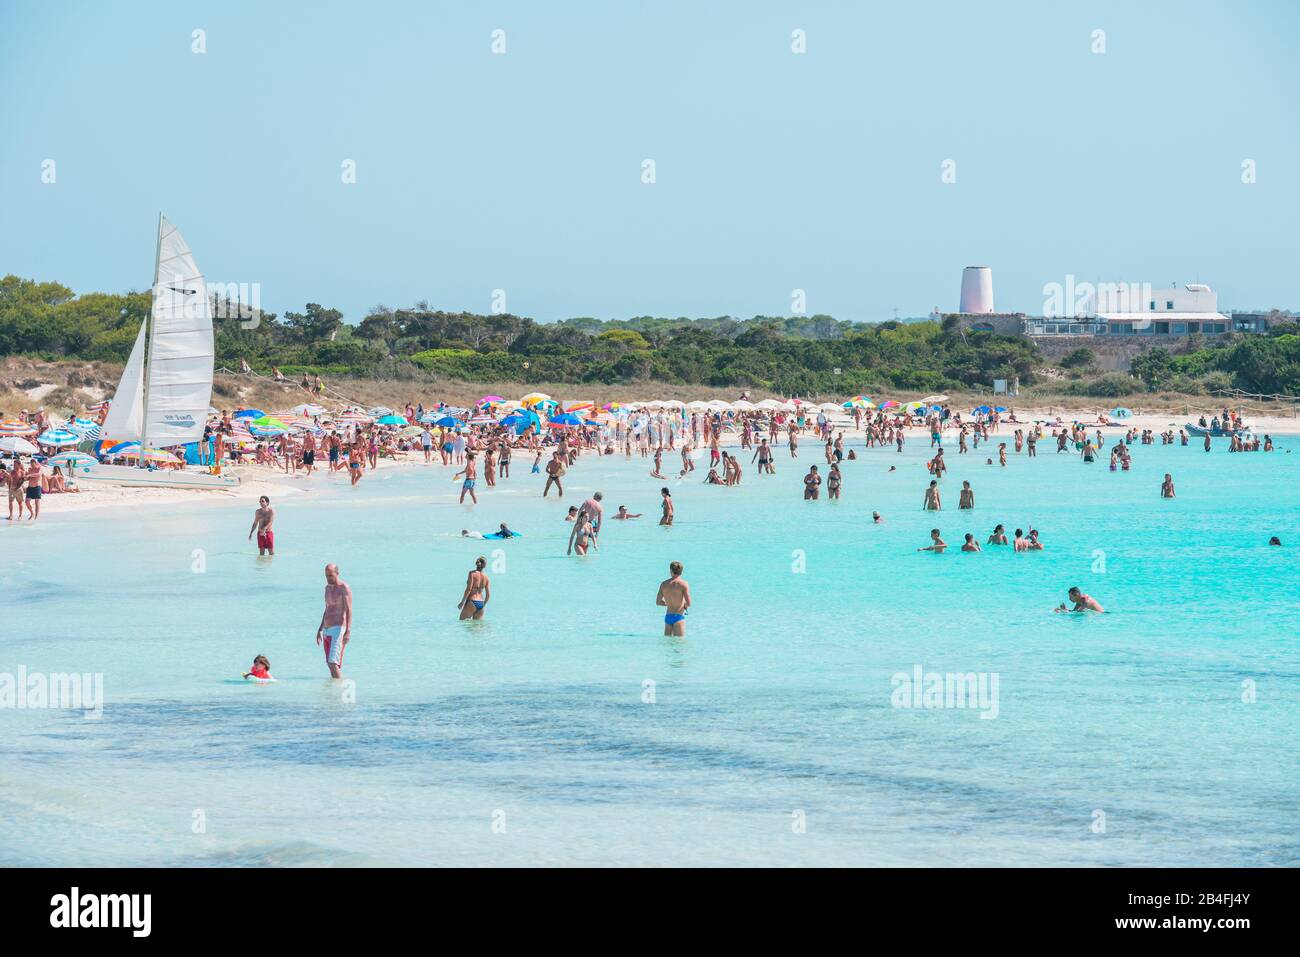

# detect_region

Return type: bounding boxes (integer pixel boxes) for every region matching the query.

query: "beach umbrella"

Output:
[707,400,732,411]
[0,436,38,455]
[367,406,394,417]
[289,403,327,417]
[819,402,843,412]
[0,420,38,436]
[432,415,464,428]
[919,394,949,404]
[376,414,408,426]
[479,395,506,406]
[562,400,595,414]
[467,414,498,426]
[400,425,424,437]
[548,413,583,428]
[251,415,290,429]
[602,401,623,412]
[732,400,757,411]
[417,412,442,424]
[994,406,1007,413]
[232,409,264,420]
[520,392,552,407]
[973,405,991,414]
[687,400,710,412]
[47,451,97,468]
[37,428,82,447]
[249,425,289,438]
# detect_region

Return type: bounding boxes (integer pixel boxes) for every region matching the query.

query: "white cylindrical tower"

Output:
[959,266,994,314]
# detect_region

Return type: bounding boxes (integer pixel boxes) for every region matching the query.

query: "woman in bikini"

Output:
[458,556,491,620]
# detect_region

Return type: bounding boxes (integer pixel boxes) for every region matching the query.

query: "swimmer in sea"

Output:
[248,495,275,556]
[457,556,491,620]
[315,563,353,679]
[242,655,273,682]
[917,528,947,553]
[614,505,642,519]
[1055,586,1104,613]
[961,533,981,552]
[1161,473,1175,498]
[655,560,692,637]
[958,481,974,509]
[923,480,941,511]
[454,452,479,505]
[987,523,1008,545]
[872,511,883,524]
[659,487,674,526]
[802,465,821,500]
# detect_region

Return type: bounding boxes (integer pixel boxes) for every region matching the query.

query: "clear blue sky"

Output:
[2,0,1297,323]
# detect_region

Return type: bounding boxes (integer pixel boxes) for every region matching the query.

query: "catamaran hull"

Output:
[69,463,240,490]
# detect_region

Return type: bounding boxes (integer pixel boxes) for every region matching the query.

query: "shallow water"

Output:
[2,433,1298,866]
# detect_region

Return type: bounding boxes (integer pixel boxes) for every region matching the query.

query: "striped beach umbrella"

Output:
[37,428,82,447]
[47,451,98,468]
[0,419,38,436]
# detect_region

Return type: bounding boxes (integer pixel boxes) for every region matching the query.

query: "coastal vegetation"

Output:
[3,275,1297,399]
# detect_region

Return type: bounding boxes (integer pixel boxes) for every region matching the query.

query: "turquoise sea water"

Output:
[2,433,1297,866]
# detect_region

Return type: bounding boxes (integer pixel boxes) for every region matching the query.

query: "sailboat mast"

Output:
[139,213,163,468]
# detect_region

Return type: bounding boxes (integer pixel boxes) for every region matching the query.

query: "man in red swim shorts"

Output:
[248,495,275,556]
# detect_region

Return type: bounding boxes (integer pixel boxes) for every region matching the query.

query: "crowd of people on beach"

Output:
[5,392,1284,680]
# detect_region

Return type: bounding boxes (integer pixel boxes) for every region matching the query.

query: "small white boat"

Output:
[92,214,239,491]
[69,462,240,490]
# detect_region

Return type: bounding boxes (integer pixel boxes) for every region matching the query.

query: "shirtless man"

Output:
[301,432,317,476]
[752,438,774,474]
[23,459,42,519]
[958,480,974,509]
[614,505,642,519]
[454,452,479,504]
[917,529,947,553]
[582,492,605,537]
[961,533,981,552]
[457,556,491,620]
[659,487,674,526]
[248,495,275,555]
[923,480,941,511]
[656,560,692,637]
[1057,586,1104,613]
[5,461,25,520]
[315,563,353,678]
[543,452,565,497]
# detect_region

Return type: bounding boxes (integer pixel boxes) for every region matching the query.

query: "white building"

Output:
[1028,283,1230,336]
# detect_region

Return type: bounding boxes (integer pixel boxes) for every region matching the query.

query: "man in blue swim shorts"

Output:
[655,560,692,637]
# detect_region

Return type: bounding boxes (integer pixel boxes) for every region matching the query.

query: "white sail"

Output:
[144,216,213,447]
[100,318,147,442]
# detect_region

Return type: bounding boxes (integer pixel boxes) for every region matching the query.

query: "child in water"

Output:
[242,655,275,683]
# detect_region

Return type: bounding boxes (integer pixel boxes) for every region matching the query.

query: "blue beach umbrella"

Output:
[37,428,82,447]
[233,409,264,420]
[973,405,991,414]
[432,415,464,428]
[547,412,583,428]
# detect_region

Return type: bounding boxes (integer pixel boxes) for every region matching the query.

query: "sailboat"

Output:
[70,215,240,490]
